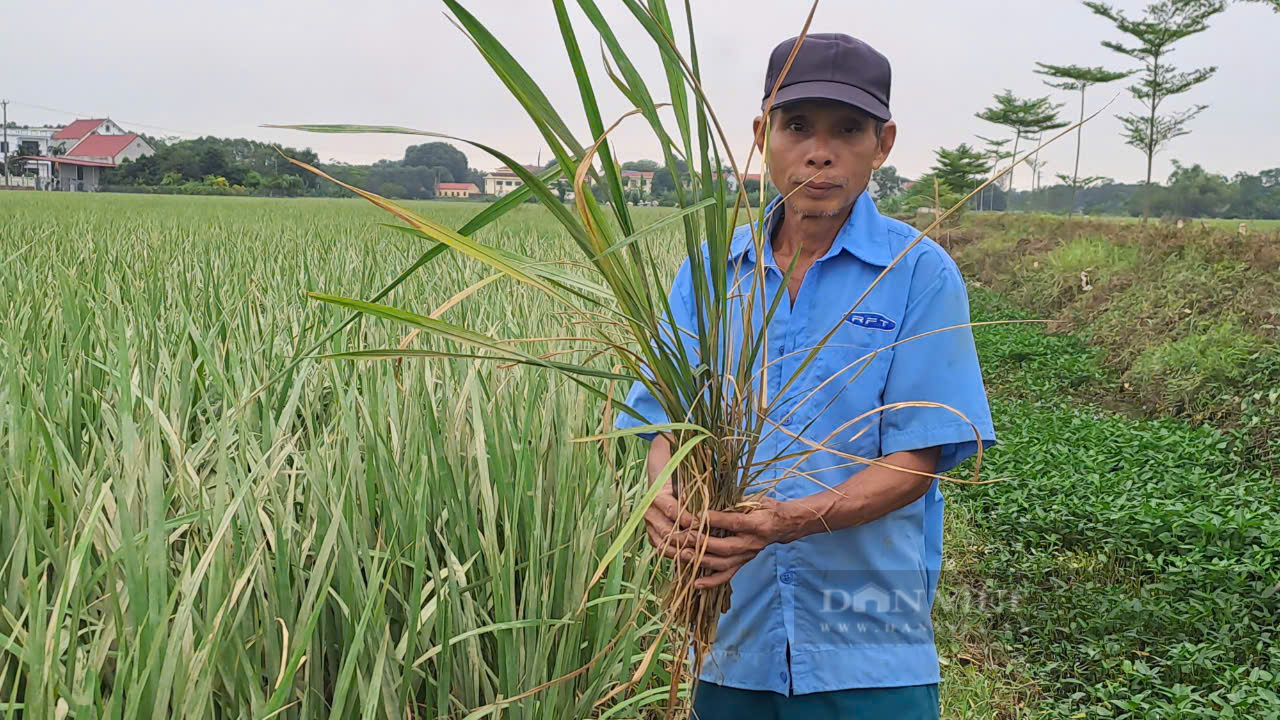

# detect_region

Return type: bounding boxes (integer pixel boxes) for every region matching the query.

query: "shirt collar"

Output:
[728,190,892,268]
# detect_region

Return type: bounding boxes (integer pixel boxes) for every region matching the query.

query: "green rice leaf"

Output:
[583,433,708,596]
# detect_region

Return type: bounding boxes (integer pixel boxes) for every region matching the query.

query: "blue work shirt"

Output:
[616,191,996,694]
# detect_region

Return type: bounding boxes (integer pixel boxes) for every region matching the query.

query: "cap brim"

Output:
[763,80,890,122]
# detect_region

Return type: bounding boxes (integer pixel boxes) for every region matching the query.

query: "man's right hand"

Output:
[643,435,688,556]
[640,436,768,589]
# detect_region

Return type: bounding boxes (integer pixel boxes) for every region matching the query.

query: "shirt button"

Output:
[779,670,789,683]
[779,570,795,585]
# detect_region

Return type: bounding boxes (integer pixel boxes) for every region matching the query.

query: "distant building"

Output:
[715,171,762,193]
[22,119,155,191]
[483,164,544,197]
[49,118,129,153]
[437,182,479,198]
[62,132,153,165]
[2,126,60,184]
[2,126,57,157]
[620,169,654,195]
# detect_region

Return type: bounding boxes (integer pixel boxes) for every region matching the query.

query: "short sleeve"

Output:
[614,261,697,442]
[879,252,996,473]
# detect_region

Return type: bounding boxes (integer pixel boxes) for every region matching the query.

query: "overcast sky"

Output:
[7,1,1277,185]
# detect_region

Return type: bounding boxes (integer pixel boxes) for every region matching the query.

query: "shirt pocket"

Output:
[809,324,896,464]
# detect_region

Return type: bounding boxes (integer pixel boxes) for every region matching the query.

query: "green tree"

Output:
[1055,173,1111,191]
[197,145,229,179]
[1086,0,1226,222]
[902,172,965,216]
[930,144,990,197]
[588,182,610,203]
[366,164,440,199]
[377,182,408,199]
[871,165,906,198]
[621,159,660,172]
[1225,168,1280,219]
[277,173,305,196]
[1148,161,1232,218]
[976,90,1065,192]
[552,177,570,202]
[403,142,469,182]
[105,136,322,192]
[1034,62,1133,213]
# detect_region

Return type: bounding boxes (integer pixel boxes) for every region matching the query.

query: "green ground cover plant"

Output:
[937,289,1280,718]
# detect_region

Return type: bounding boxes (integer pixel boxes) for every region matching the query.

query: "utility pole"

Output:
[2,99,9,188]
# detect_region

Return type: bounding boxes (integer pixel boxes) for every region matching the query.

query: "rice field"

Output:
[4,191,1276,719]
[1,192,682,719]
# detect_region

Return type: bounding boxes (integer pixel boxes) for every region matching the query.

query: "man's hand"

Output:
[645,484,798,590]
[642,436,697,558]
[670,497,804,589]
[642,436,803,589]
[641,438,941,591]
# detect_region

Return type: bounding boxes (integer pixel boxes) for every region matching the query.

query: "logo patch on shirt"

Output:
[844,312,897,332]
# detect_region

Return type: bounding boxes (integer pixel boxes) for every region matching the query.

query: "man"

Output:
[615,33,997,719]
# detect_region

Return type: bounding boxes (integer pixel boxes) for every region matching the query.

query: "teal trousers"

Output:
[692,680,940,720]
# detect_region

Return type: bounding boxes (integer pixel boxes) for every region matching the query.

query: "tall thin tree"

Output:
[1085,0,1226,222]
[1034,63,1132,214]
[976,90,1065,193]
[976,135,1012,211]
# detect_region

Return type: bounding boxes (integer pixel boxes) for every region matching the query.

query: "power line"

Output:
[8,99,213,138]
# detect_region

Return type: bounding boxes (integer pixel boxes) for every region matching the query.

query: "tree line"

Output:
[1012,164,1280,219]
[105,138,487,199]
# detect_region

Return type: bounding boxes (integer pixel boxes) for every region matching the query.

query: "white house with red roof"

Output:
[49,118,128,152]
[620,169,655,195]
[23,118,155,191]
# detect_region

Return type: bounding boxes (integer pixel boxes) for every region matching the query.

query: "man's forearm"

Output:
[774,447,941,542]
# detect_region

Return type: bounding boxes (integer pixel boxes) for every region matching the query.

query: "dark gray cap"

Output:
[762,33,892,122]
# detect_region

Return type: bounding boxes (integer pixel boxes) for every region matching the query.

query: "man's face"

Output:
[753,98,896,218]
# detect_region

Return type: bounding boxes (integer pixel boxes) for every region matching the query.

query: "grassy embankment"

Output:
[935,214,1279,718]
